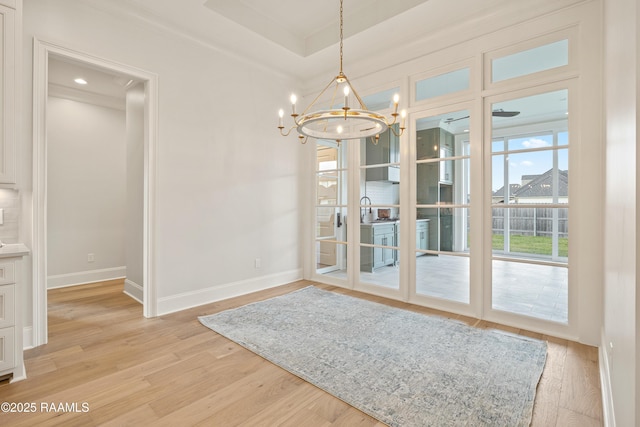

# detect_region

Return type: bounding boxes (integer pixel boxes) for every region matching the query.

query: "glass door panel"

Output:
[415,110,471,303]
[416,255,470,303]
[489,89,569,323]
[492,259,568,322]
[359,127,400,290]
[315,141,348,278]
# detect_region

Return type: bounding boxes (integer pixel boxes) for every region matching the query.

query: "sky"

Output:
[491,132,569,192]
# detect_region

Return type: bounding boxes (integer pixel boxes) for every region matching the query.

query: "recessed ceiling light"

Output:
[74,78,87,85]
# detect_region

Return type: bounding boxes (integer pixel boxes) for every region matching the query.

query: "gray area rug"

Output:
[199,286,547,426]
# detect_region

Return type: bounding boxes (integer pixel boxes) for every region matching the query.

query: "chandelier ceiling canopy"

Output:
[278,0,405,144]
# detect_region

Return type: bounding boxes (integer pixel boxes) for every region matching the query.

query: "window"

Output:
[491,39,569,83]
[415,68,470,101]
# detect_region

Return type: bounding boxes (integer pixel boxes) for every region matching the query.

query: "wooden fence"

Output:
[492,207,568,237]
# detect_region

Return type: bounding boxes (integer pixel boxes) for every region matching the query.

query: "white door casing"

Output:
[32,38,159,347]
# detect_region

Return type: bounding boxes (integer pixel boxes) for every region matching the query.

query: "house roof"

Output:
[514,168,568,198]
[493,168,568,199]
[492,184,521,198]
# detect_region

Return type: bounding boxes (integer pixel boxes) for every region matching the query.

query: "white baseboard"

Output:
[599,330,616,427]
[157,269,303,316]
[10,365,26,383]
[123,279,143,304]
[22,326,33,350]
[47,266,126,289]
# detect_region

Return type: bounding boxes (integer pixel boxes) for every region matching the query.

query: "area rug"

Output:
[199,286,547,426]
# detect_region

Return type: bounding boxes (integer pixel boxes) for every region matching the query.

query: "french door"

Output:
[309,27,581,336]
[410,106,473,309]
[486,88,570,325]
[312,87,571,328]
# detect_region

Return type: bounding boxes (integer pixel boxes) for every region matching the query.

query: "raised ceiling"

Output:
[65,0,578,118]
[83,0,524,82]
[202,0,431,57]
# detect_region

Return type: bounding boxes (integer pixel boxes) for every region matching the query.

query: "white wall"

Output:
[46,96,126,288]
[23,0,303,317]
[17,0,637,422]
[125,83,144,300]
[603,0,638,425]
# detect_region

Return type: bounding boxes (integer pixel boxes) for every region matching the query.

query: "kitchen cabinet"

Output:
[417,127,455,252]
[440,214,453,251]
[416,128,455,205]
[422,209,454,253]
[416,220,429,254]
[360,223,396,272]
[365,124,400,183]
[0,281,15,373]
[416,127,454,183]
[0,1,18,184]
[0,245,29,382]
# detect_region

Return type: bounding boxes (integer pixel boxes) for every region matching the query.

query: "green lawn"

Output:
[492,234,568,257]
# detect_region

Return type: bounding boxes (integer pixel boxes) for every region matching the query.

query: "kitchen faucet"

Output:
[360,196,372,223]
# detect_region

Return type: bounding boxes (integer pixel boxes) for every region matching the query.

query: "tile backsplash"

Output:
[361,181,400,219]
[0,189,20,243]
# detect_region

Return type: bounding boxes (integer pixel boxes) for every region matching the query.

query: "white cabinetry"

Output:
[0,0,18,184]
[0,257,17,378]
[0,320,16,373]
[0,246,29,382]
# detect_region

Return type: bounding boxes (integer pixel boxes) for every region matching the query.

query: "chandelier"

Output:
[277,0,405,144]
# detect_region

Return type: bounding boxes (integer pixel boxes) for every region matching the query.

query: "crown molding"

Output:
[48,83,125,111]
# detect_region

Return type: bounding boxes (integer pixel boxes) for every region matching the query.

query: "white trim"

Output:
[0,2,17,184]
[483,27,578,92]
[48,83,125,111]
[32,38,159,347]
[0,1,17,10]
[123,279,143,303]
[599,330,616,427]
[157,269,303,316]
[47,267,126,289]
[9,364,25,383]
[22,326,33,350]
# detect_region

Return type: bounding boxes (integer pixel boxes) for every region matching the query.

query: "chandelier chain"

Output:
[277,0,406,142]
[339,0,343,75]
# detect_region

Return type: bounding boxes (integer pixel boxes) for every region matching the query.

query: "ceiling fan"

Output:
[444,109,520,123]
[491,109,520,117]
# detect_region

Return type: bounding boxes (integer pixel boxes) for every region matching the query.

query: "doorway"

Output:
[32,39,159,347]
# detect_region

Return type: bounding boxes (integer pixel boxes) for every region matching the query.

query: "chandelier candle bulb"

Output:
[278,109,284,128]
[290,94,297,115]
[343,86,350,109]
[401,110,407,129]
[393,93,400,115]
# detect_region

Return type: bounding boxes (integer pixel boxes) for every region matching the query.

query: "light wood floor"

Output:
[0,279,602,426]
